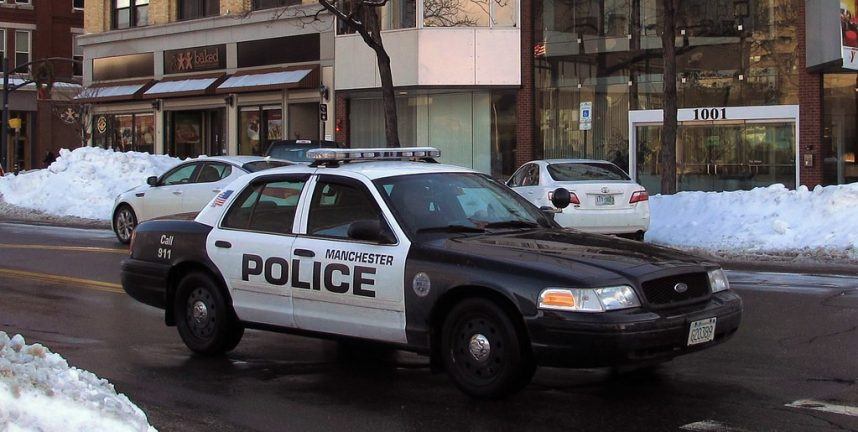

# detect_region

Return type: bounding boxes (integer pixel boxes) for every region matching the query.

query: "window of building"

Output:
[15,0,31,4]
[179,0,220,20]
[72,35,83,76]
[14,31,29,69]
[91,113,155,154]
[238,106,283,156]
[423,0,515,27]
[0,30,6,64]
[337,0,416,34]
[252,0,301,10]
[113,0,149,29]
[73,0,84,10]
[349,90,516,177]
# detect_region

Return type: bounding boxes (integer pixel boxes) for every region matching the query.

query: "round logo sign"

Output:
[674,283,689,294]
[96,116,109,134]
[412,273,431,298]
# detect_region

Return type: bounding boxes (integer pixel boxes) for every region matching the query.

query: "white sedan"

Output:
[508,159,650,240]
[112,156,291,243]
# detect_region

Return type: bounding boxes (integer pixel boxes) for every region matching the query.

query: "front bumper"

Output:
[526,291,742,368]
[121,258,170,309]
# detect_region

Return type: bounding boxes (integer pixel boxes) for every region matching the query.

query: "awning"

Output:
[143,74,224,99]
[216,68,316,94]
[75,80,153,103]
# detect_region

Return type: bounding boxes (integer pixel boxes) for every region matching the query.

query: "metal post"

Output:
[0,57,8,173]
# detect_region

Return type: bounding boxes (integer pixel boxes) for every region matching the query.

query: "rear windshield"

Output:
[242,160,292,172]
[547,163,630,182]
[267,145,316,163]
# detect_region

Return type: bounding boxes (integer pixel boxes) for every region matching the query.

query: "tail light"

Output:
[548,191,581,206]
[129,230,137,255]
[630,191,649,204]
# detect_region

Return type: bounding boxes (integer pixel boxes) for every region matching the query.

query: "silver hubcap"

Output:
[192,300,208,325]
[468,334,491,362]
[116,209,135,240]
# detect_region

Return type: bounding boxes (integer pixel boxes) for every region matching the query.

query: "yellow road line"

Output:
[0,268,124,294]
[0,243,128,255]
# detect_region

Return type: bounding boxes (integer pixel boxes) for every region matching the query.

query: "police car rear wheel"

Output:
[113,205,136,244]
[442,298,534,399]
[175,272,244,356]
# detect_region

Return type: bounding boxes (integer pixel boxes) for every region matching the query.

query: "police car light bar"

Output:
[307,147,441,163]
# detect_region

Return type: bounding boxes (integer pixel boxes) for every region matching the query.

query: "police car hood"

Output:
[436,229,712,283]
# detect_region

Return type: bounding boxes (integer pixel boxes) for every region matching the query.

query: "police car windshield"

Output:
[376,173,549,234]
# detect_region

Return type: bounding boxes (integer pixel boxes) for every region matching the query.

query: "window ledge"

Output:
[0,3,34,10]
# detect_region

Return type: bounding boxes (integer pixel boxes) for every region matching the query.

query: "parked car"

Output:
[112,156,291,244]
[508,159,650,240]
[264,139,342,163]
[121,147,741,399]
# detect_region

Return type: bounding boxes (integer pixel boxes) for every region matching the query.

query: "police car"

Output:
[121,147,742,399]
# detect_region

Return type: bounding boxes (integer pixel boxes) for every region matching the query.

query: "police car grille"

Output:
[641,273,711,309]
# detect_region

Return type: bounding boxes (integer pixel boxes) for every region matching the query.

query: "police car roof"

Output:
[253,160,476,180]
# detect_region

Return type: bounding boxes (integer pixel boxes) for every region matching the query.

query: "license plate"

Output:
[687,318,717,346]
[595,195,615,206]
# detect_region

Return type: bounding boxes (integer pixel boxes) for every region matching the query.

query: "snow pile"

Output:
[0,147,180,220]
[0,332,157,432]
[648,184,858,258]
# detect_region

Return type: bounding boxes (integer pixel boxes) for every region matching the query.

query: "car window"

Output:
[161,164,199,186]
[521,165,540,186]
[306,177,388,240]
[377,173,549,234]
[222,178,306,234]
[242,160,292,173]
[196,163,232,183]
[547,163,631,181]
[508,166,528,187]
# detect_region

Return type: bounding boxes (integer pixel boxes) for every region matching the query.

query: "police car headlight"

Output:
[539,286,640,313]
[708,269,730,293]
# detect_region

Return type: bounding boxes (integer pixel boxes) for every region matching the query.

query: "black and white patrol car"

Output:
[121,147,742,398]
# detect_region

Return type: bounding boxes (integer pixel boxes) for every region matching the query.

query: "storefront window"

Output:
[823,74,858,185]
[288,103,319,141]
[168,111,203,159]
[535,0,801,191]
[348,90,516,176]
[90,113,155,154]
[239,106,283,156]
[338,0,416,34]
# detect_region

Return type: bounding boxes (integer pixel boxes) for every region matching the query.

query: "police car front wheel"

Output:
[441,298,535,399]
[174,272,244,356]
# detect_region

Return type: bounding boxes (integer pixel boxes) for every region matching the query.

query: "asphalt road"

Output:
[0,221,857,432]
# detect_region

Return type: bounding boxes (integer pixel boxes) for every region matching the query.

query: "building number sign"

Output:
[692,108,728,121]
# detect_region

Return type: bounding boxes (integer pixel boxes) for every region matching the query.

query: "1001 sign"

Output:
[692,108,727,121]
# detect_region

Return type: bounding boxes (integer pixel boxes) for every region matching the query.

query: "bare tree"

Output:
[660,0,678,194]
[318,0,400,148]
[50,86,98,148]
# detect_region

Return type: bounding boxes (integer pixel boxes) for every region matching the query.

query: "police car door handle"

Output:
[294,249,315,258]
[214,241,232,249]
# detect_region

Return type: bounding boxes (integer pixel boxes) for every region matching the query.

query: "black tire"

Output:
[174,272,244,356]
[113,204,137,244]
[441,298,535,399]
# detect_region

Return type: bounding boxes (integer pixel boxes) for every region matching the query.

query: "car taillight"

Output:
[630,191,649,204]
[547,191,581,206]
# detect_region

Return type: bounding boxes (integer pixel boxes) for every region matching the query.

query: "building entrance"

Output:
[630,106,799,194]
[166,109,226,158]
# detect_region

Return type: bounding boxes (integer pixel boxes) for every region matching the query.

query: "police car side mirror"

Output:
[551,188,572,209]
[348,220,395,244]
[147,176,159,187]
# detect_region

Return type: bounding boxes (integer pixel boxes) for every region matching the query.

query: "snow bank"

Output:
[648,184,858,258]
[0,147,180,220]
[0,332,156,432]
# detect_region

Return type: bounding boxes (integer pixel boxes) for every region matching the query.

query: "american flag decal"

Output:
[212,190,234,207]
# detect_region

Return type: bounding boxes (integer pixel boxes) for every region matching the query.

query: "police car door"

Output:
[207,174,311,328]
[291,174,410,344]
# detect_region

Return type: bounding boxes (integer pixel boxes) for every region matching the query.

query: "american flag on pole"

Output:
[212,190,234,207]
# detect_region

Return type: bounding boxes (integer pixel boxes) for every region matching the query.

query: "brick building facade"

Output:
[0,0,84,172]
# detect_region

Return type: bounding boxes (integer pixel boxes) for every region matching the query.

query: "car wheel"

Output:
[113,205,137,244]
[174,272,244,356]
[441,298,535,399]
